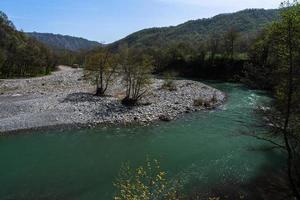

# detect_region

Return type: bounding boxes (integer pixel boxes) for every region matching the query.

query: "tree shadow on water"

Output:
[186,149,291,200]
[2,185,92,200]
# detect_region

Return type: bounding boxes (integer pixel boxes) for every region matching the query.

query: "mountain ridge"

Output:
[27,32,102,52]
[28,8,280,51]
[111,8,280,49]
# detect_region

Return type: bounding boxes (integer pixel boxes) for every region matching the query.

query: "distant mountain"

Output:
[112,9,280,49]
[27,32,101,51]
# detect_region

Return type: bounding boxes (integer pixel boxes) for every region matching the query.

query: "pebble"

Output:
[0,66,226,133]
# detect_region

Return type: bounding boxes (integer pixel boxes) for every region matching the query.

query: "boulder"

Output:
[159,114,172,122]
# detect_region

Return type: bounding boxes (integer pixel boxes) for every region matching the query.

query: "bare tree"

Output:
[119,47,154,106]
[224,27,240,60]
[208,32,220,63]
[85,48,119,96]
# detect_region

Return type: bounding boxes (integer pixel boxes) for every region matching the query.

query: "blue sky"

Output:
[0,0,282,43]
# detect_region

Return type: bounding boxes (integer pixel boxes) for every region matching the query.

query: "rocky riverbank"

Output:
[0,66,226,133]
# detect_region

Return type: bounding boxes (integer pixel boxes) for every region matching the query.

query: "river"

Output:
[0,82,284,200]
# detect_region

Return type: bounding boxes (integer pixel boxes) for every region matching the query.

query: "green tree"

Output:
[161,71,177,91]
[85,48,119,96]
[272,2,300,198]
[0,49,6,76]
[208,33,220,63]
[114,159,180,200]
[243,30,276,90]
[247,1,300,198]
[0,11,56,78]
[224,27,240,59]
[120,47,154,106]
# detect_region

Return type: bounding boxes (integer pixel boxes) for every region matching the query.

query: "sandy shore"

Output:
[0,66,226,133]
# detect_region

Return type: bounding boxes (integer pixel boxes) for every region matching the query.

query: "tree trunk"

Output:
[284,18,300,200]
[95,87,105,96]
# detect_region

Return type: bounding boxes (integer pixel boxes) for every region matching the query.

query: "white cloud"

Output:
[156,0,282,9]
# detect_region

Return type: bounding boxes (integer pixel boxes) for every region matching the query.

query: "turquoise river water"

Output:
[0,82,284,200]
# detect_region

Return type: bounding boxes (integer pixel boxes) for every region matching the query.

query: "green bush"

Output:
[193,98,211,108]
[161,71,177,91]
[114,159,181,200]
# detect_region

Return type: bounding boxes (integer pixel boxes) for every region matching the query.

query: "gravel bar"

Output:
[0,66,226,134]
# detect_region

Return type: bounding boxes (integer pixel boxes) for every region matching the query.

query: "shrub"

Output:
[120,47,154,106]
[193,97,211,108]
[161,71,177,91]
[114,159,181,200]
[85,48,119,96]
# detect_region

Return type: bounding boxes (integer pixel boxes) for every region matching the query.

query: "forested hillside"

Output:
[0,8,281,79]
[112,9,279,50]
[27,32,101,51]
[0,11,56,78]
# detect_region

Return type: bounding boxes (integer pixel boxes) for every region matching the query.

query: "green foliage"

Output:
[112,9,280,51]
[272,8,300,113]
[161,71,177,91]
[224,27,240,59]
[54,49,85,67]
[138,41,245,82]
[245,1,300,198]
[245,1,300,91]
[193,97,213,108]
[85,48,119,96]
[107,9,280,83]
[0,48,6,71]
[0,11,57,78]
[120,47,154,105]
[114,159,180,200]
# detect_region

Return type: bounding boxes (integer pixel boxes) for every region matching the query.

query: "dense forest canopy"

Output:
[111,9,280,51]
[0,8,282,79]
[100,9,280,82]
